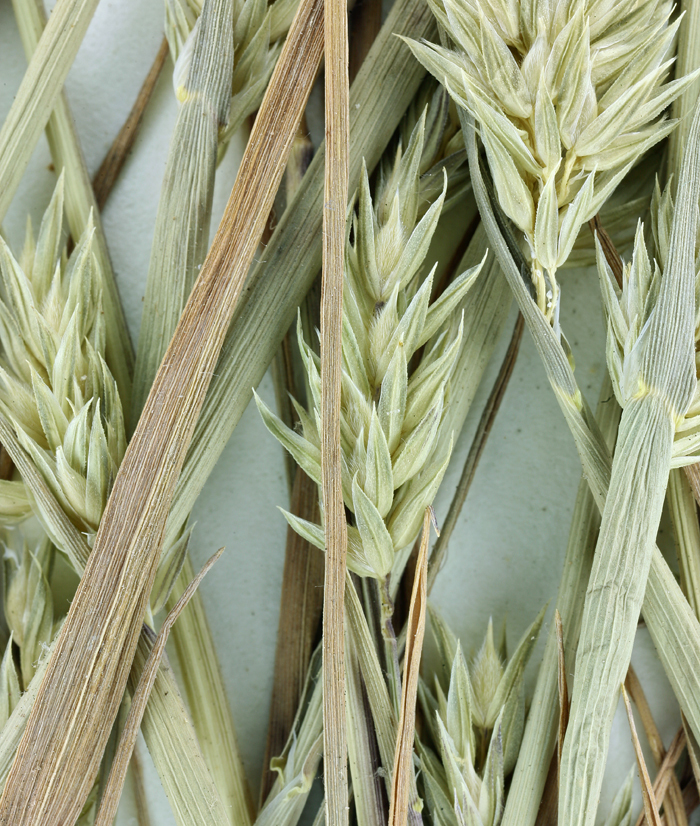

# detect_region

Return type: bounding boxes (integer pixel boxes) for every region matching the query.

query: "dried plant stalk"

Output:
[389,510,429,826]
[92,37,170,211]
[626,668,686,826]
[130,746,153,826]
[94,550,223,826]
[11,0,134,409]
[622,685,663,826]
[165,0,438,545]
[321,0,350,818]
[0,0,324,816]
[428,311,522,590]
[129,628,232,826]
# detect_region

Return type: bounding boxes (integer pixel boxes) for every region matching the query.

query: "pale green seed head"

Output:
[407,0,699,320]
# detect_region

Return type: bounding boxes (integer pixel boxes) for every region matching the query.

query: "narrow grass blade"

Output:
[94,549,223,826]
[668,468,700,618]
[0,0,324,816]
[130,0,234,422]
[346,625,387,826]
[129,628,232,826]
[626,667,686,826]
[166,554,256,825]
[0,0,100,222]
[555,609,569,781]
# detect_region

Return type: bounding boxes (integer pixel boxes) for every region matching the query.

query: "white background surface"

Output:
[0,0,692,823]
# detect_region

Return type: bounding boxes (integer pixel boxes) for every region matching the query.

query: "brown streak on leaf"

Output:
[589,214,623,287]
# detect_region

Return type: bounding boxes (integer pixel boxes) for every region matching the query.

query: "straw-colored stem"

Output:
[129,628,232,826]
[95,550,223,826]
[321,0,350,818]
[0,0,324,815]
[92,37,170,211]
[388,511,429,826]
[11,0,134,412]
[626,667,686,826]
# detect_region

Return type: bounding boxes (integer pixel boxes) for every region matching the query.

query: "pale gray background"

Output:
[0,0,690,822]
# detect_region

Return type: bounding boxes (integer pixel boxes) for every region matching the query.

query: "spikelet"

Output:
[0,176,125,540]
[406,0,700,320]
[2,534,54,689]
[417,608,544,826]
[0,181,188,613]
[596,180,700,468]
[256,104,482,589]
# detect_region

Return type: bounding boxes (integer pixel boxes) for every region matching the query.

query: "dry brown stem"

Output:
[427,313,523,590]
[94,549,223,826]
[0,0,324,817]
[626,666,686,826]
[92,37,170,210]
[623,684,663,826]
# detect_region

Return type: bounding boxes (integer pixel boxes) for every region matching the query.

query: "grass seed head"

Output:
[407,0,700,320]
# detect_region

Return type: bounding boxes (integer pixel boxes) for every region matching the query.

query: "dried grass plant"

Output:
[1,0,700,824]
